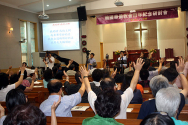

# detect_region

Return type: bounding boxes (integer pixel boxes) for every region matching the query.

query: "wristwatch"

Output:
[179,72,184,75]
[83,76,88,79]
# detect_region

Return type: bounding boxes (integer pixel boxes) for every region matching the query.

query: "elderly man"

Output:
[156,87,188,125]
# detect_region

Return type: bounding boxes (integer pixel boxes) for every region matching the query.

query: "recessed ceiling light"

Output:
[46,4,49,7]
[69,0,71,1]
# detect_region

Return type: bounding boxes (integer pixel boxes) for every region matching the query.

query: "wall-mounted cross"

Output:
[134,23,147,49]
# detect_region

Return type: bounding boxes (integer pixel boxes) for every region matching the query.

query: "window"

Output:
[20,20,37,66]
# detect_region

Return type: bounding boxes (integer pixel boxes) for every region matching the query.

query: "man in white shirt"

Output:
[43,52,55,70]
[80,58,144,119]
[118,48,129,74]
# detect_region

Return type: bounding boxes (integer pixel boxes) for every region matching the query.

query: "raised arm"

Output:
[148,52,153,59]
[66,60,73,69]
[63,71,69,82]
[157,58,165,74]
[176,59,188,97]
[51,95,61,125]
[130,58,144,91]
[80,66,91,93]
[15,66,25,88]
[124,47,129,58]
[6,66,12,75]
[24,74,36,92]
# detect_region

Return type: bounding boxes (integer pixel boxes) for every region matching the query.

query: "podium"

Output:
[107,50,149,68]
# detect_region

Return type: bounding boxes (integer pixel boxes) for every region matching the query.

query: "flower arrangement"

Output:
[150,49,157,53]
[115,50,120,55]
[150,57,157,63]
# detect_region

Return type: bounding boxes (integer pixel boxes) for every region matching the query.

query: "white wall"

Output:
[0,4,39,69]
[157,8,187,58]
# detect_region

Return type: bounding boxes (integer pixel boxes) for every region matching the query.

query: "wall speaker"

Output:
[181,0,188,11]
[77,6,87,21]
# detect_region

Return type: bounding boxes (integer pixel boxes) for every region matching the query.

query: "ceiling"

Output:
[0,0,100,13]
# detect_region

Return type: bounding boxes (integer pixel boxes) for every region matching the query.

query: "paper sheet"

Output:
[71,106,90,111]
[126,108,133,112]
[33,86,43,88]
[144,90,149,93]
[34,81,41,84]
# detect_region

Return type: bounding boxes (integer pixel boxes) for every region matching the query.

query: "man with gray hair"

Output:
[156,87,188,125]
[138,75,170,119]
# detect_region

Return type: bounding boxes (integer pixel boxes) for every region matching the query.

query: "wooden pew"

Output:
[31,88,49,100]
[25,91,44,107]
[46,117,142,125]
[71,103,188,121]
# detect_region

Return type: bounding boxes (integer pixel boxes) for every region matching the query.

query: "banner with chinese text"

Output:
[96,8,178,25]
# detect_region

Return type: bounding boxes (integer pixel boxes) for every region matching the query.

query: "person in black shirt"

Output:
[64,71,101,103]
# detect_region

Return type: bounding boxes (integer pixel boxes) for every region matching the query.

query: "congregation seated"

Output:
[117,71,143,104]
[82,88,123,125]
[0,89,27,124]
[0,67,25,101]
[140,58,164,81]
[138,69,150,88]
[80,58,144,119]
[156,87,188,125]
[64,71,101,103]
[89,61,105,75]
[140,112,175,125]
[138,60,187,120]
[43,69,53,88]
[40,79,85,117]
[10,73,36,92]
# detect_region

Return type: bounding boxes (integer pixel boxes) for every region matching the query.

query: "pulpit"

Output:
[107,50,149,68]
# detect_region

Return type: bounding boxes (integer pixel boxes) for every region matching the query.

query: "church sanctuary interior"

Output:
[1,0,188,125]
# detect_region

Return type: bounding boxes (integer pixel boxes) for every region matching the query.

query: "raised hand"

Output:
[51,95,61,111]
[133,58,144,71]
[9,66,12,69]
[80,66,90,76]
[111,68,117,78]
[129,62,133,67]
[69,60,73,64]
[159,58,165,64]
[20,66,26,73]
[176,59,185,73]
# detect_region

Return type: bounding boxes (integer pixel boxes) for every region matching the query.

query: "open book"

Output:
[71,106,90,111]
